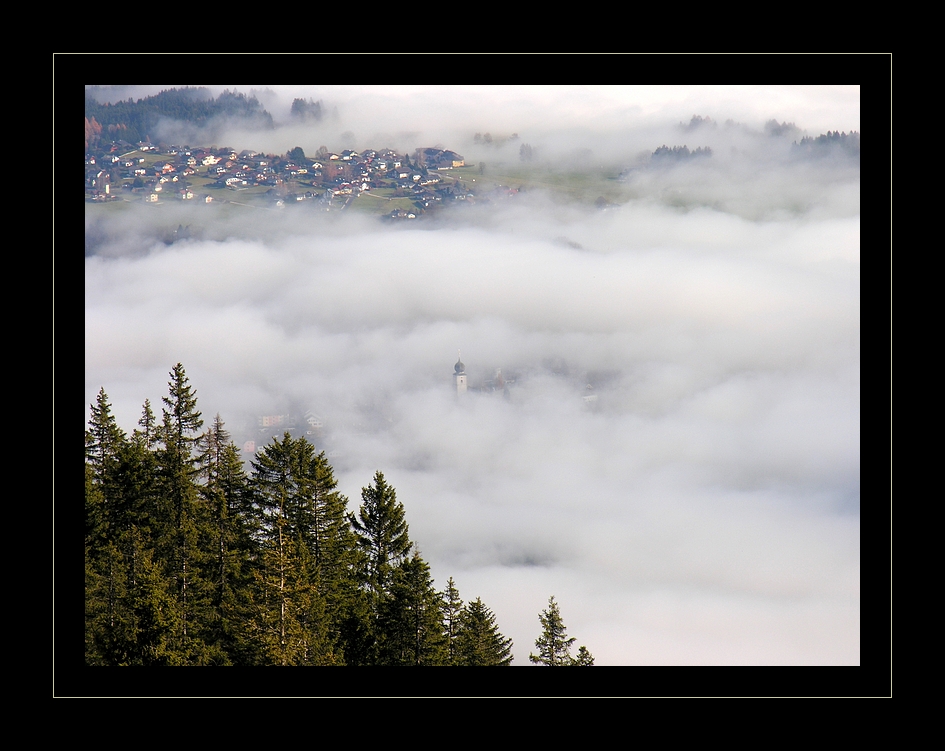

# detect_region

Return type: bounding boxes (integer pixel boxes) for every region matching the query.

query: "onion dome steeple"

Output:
[453,350,467,395]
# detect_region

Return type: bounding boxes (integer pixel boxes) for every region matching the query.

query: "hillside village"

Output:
[84,140,508,218]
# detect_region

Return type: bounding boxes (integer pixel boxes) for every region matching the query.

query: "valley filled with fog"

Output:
[85,85,860,665]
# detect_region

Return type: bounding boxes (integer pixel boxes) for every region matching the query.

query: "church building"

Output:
[454,353,467,395]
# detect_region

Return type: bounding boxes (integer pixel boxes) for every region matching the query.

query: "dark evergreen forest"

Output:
[85,364,536,666]
[651,144,713,163]
[84,87,274,148]
[792,130,861,160]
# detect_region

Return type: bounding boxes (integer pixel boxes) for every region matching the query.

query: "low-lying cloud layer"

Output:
[84,85,860,665]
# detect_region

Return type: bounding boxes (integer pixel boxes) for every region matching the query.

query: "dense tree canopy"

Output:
[84,87,274,146]
[376,551,448,665]
[792,130,860,161]
[290,98,323,122]
[651,144,712,163]
[455,597,514,666]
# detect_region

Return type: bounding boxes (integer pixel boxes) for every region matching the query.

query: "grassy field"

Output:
[347,190,418,215]
[465,161,628,205]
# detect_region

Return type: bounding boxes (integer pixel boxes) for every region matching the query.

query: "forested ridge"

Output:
[84,87,274,148]
[85,364,593,667]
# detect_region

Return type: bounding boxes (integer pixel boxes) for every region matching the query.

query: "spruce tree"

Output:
[85,464,105,663]
[349,471,412,603]
[88,528,182,665]
[85,414,181,666]
[529,596,593,666]
[250,433,350,664]
[137,399,158,449]
[298,448,361,661]
[455,597,514,666]
[154,363,211,663]
[347,472,417,664]
[86,388,126,483]
[572,645,595,666]
[197,415,257,663]
[85,389,144,665]
[251,433,310,665]
[85,388,127,548]
[251,528,311,665]
[442,576,464,665]
[376,550,447,666]
[160,364,203,454]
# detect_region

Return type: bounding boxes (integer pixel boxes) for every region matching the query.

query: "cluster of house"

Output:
[242,409,325,455]
[85,142,225,202]
[85,140,477,212]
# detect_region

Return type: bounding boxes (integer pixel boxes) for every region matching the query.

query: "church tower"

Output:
[454,352,467,395]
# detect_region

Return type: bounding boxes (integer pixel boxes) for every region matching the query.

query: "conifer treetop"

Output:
[529,596,593,666]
